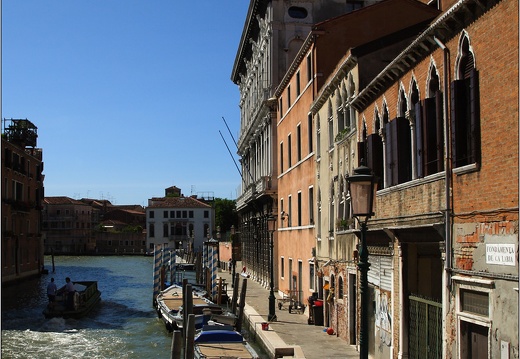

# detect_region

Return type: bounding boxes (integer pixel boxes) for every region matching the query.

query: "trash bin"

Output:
[313,303,324,326]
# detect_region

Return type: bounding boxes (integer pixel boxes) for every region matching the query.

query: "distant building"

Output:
[42,196,96,254]
[1,118,45,284]
[42,197,146,255]
[146,195,214,254]
[96,207,146,255]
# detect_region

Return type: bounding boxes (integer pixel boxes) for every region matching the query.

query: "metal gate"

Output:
[409,294,442,359]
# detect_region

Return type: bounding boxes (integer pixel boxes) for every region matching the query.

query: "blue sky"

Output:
[2,1,249,206]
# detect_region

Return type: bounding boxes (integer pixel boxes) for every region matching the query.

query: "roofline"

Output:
[231,0,266,84]
[352,0,500,111]
[310,53,358,114]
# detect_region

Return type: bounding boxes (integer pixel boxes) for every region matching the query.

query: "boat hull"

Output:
[194,329,259,359]
[43,281,101,319]
[155,284,222,332]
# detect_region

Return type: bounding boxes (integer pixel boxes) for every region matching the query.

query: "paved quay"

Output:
[216,265,359,359]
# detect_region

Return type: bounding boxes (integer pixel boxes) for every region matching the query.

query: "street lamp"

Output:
[346,164,377,359]
[267,215,277,322]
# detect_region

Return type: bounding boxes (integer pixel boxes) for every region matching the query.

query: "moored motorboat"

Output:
[43,281,101,319]
[155,284,223,332]
[194,326,260,359]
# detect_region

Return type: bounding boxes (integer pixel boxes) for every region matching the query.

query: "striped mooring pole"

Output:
[210,244,218,300]
[153,243,163,304]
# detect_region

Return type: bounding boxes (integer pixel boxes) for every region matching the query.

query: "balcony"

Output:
[236,176,274,211]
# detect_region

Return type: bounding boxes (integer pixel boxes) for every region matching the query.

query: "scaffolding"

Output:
[2,118,38,148]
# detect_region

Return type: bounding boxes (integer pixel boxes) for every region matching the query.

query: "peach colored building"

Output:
[275,40,317,305]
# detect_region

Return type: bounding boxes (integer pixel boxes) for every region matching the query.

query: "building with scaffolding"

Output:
[1,118,45,284]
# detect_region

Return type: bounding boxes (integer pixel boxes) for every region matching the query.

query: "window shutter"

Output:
[469,69,481,165]
[422,97,438,176]
[384,121,395,187]
[450,79,467,167]
[395,117,412,183]
[367,133,384,189]
[414,102,424,178]
[435,91,444,172]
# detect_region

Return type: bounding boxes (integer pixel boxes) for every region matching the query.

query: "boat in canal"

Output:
[194,326,260,359]
[155,284,223,332]
[43,281,101,319]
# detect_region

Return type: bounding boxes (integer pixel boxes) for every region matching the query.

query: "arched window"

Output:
[328,101,334,149]
[347,75,356,130]
[329,274,336,301]
[367,110,384,189]
[385,87,413,187]
[411,80,423,178]
[337,88,345,133]
[452,34,480,167]
[422,65,444,175]
[338,276,344,298]
[329,181,335,234]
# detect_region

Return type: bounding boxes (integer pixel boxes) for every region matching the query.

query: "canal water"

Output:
[1,255,171,358]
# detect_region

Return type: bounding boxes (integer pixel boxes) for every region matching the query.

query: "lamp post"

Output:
[267,215,277,322]
[346,164,377,359]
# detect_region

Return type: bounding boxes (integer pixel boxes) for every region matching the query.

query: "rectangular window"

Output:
[280,142,284,172]
[182,210,187,218]
[287,85,291,108]
[306,54,312,82]
[164,211,168,218]
[280,257,285,279]
[328,116,334,149]
[288,195,292,227]
[346,0,364,12]
[149,211,155,219]
[309,262,315,290]
[461,289,489,316]
[297,191,302,226]
[170,211,175,218]
[204,210,209,218]
[308,186,314,225]
[296,71,301,96]
[287,134,292,168]
[279,98,283,116]
[296,124,301,162]
[308,114,313,153]
[177,210,181,218]
[189,210,194,218]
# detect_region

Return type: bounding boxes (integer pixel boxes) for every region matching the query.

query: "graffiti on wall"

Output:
[375,289,392,347]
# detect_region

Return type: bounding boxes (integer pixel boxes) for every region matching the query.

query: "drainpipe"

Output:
[434,36,451,359]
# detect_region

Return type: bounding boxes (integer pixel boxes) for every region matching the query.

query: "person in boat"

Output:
[64,277,75,309]
[47,278,57,307]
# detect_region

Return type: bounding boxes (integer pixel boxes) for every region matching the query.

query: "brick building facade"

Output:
[1,119,45,284]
